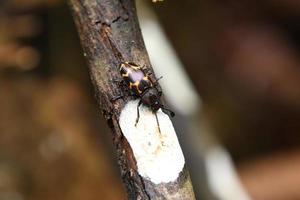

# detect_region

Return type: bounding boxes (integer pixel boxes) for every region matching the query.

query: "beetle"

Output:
[119,62,174,133]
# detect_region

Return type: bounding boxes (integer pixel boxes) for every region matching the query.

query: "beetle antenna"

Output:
[153,76,163,85]
[156,76,163,82]
[161,106,175,117]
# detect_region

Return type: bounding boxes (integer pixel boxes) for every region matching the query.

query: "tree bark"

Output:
[69,0,196,199]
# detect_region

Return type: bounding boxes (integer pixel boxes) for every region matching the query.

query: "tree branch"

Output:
[69,0,196,199]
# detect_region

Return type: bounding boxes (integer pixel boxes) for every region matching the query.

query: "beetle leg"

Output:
[110,94,124,102]
[141,65,162,77]
[155,112,161,134]
[154,86,163,96]
[147,73,163,86]
[141,65,149,72]
[141,65,155,77]
[135,99,142,127]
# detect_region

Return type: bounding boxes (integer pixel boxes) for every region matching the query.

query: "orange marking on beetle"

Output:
[131,81,142,94]
[131,65,141,70]
[124,62,141,70]
[129,82,133,90]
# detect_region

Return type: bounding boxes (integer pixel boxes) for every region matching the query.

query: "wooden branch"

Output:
[69,0,196,199]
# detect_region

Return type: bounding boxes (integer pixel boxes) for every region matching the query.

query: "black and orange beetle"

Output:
[119,62,174,132]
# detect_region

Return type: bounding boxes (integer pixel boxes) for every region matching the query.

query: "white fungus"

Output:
[119,100,185,184]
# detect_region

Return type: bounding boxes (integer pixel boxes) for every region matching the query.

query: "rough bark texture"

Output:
[69,0,196,199]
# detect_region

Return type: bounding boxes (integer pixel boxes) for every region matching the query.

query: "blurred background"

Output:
[0,0,300,200]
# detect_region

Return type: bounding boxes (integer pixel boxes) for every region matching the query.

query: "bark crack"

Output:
[94,14,125,27]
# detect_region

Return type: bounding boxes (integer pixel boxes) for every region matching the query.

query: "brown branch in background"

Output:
[69,0,195,199]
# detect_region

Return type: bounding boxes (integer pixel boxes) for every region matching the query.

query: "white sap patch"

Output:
[119,100,185,184]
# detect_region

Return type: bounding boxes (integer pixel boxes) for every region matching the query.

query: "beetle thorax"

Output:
[141,88,162,111]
